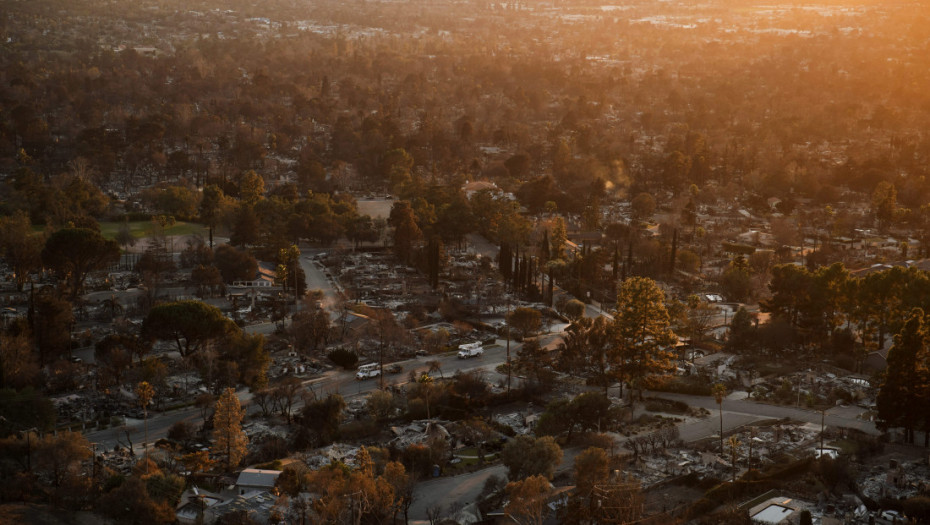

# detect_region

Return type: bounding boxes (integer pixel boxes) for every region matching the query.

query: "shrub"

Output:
[402,444,434,477]
[481,474,506,499]
[339,420,381,441]
[577,432,615,450]
[254,460,283,471]
[167,421,194,444]
[489,420,516,437]
[644,375,713,396]
[643,397,690,414]
[902,496,930,523]
[327,348,358,369]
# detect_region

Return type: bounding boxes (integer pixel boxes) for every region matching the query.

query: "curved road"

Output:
[81,333,555,454]
[407,390,877,522]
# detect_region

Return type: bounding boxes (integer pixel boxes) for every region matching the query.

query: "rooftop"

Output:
[235,468,282,489]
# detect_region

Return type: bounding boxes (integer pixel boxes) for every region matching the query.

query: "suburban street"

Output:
[407,390,877,522]
[78,241,879,522]
[83,350,879,522]
[80,334,547,453]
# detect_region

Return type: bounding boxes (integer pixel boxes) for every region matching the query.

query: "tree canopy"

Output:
[611,277,677,400]
[501,435,563,481]
[41,227,119,299]
[875,308,930,444]
[142,300,236,357]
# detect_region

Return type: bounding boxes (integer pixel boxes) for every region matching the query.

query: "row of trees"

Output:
[875,309,930,445]
[0,426,184,524]
[6,0,929,224]
[760,263,930,357]
[273,447,414,524]
[0,222,121,299]
[499,436,643,525]
[550,277,677,401]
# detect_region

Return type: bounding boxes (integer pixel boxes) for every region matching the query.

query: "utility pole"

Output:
[506,323,511,393]
[820,410,825,458]
[506,296,512,393]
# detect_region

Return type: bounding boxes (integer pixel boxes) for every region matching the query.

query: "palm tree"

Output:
[135,381,154,471]
[417,373,435,421]
[728,435,742,482]
[712,383,727,454]
[427,359,444,380]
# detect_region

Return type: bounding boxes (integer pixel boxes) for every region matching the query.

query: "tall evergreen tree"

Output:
[540,231,550,264]
[212,387,248,470]
[876,309,930,444]
[610,277,677,403]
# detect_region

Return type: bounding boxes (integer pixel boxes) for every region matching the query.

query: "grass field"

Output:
[98,220,207,240]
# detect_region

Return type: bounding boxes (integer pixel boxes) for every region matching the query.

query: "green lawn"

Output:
[98,220,207,240]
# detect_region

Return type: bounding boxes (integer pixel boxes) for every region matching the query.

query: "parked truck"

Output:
[356,363,381,380]
[457,342,483,359]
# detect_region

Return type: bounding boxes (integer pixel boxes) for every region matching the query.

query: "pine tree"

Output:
[500,242,512,280]
[540,231,550,264]
[610,277,677,403]
[876,309,930,444]
[212,387,248,470]
[526,257,534,292]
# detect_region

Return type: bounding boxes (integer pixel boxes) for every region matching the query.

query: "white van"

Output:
[356,363,381,380]
[457,342,483,359]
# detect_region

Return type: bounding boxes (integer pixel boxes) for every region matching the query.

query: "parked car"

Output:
[388,364,403,374]
[880,510,902,522]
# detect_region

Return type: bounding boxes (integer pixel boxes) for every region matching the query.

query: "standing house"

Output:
[235,468,282,494]
[232,262,277,288]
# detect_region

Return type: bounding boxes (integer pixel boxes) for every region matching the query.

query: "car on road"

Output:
[457,342,483,359]
[880,510,902,522]
[415,349,429,357]
[355,363,381,380]
[388,364,403,374]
